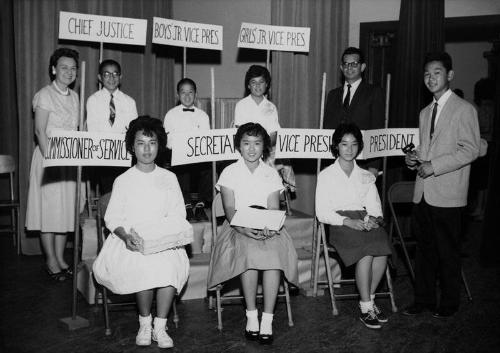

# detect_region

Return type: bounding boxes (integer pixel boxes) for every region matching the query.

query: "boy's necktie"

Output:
[343,84,351,108]
[429,102,437,139]
[109,94,116,126]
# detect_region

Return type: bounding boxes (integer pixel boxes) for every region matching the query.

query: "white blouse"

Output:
[315,160,383,226]
[216,158,283,210]
[105,165,187,234]
[234,95,280,134]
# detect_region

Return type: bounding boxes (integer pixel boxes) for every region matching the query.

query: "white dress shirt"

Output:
[315,159,383,226]
[163,105,210,148]
[234,95,280,134]
[86,88,138,133]
[431,88,452,127]
[216,158,284,211]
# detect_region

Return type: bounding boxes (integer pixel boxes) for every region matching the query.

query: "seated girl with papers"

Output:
[315,123,391,330]
[93,116,192,349]
[207,123,298,345]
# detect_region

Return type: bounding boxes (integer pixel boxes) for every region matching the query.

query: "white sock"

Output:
[138,314,152,326]
[260,312,274,335]
[359,300,373,314]
[153,317,167,332]
[245,309,259,332]
[371,294,376,304]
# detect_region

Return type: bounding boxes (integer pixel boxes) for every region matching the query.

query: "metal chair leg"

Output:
[385,267,398,312]
[462,269,472,301]
[172,300,179,328]
[216,286,223,331]
[102,286,111,336]
[284,280,294,327]
[320,225,338,316]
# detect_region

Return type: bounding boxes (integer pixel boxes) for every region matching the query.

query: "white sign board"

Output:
[237,22,310,52]
[275,128,420,160]
[152,17,223,50]
[58,11,147,45]
[43,130,131,167]
[363,128,419,159]
[170,129,239,166]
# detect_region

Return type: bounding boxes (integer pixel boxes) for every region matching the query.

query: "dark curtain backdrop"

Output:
[386,0,444,193]
[270,0,349,213]
[270,0,349,129]
[13,0,175,254]
[390,0,444,128]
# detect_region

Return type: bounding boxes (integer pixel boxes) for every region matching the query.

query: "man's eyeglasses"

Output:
[102,71,120,78]
[342,61,361,69]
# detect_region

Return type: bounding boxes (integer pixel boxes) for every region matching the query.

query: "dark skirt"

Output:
[328,210,391,267]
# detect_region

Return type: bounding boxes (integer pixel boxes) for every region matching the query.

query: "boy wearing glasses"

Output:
[323,47,384,177]
[87,59,138,133]
[86,59,138,193]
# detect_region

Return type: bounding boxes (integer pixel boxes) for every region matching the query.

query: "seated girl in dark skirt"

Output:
[315,122,391,329]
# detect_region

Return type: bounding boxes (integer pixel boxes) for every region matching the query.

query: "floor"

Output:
[1,218,499,353]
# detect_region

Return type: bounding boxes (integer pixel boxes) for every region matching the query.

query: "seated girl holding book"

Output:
[207,123,298,344]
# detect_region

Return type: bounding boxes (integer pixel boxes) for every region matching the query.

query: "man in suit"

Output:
[323,47,385,176]
[404,52,480,318]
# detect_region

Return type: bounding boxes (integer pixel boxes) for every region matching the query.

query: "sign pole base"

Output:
[59,316,90,331]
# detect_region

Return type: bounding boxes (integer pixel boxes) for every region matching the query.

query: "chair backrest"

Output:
[0,155,15,174]
[211,193,225,246]
[0,155,16,201]
[387,181,415,204]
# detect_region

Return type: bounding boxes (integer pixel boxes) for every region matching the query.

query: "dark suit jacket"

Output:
[323,81,385,169]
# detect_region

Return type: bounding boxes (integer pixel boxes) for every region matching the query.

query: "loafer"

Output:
[244,330,259,341]
[259,333,273,345]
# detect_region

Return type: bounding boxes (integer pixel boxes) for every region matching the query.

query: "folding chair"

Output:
[0,155,21,254]
[387,181,472,301]
[95,193,179,336]
[312,219,398,316]
[207,193,293,331]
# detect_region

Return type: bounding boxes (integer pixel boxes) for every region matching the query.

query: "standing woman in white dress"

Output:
[25,48,81,281]
[93,116,191,349]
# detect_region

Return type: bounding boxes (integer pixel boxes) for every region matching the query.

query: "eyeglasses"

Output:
[102,71,120,78]
[342,61,361,69]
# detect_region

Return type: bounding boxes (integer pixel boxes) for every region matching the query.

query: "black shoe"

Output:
[432,308,456,319]
[373,303,388,323]
[359,310,381,329]
[402,304,429,316]
[245,330,259,341]
[194,202,208,221]
[258,333,273,345]
[185,203,195,221]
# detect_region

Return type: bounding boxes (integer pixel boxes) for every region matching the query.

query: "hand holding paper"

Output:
[230,207,286,232]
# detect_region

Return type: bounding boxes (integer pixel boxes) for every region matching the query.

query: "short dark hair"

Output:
[99,59,121,75]
[125,116,167,165]
[49,48,79,81]
[177,78,197,93]
[244,65,271,96]
[330,122,364,158]
[423,52,453,72]
[234,122,271,161]
[342,47,365,64]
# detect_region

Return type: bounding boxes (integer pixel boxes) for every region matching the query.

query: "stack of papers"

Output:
[230,208,286,231]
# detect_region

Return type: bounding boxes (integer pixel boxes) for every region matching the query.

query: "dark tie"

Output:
[109,94,115,126]
[343,84,351,108]
[183,108,195,112]
[429,102,437,139]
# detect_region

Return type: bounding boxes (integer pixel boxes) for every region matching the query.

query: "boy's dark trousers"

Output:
[412,198,463,312]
